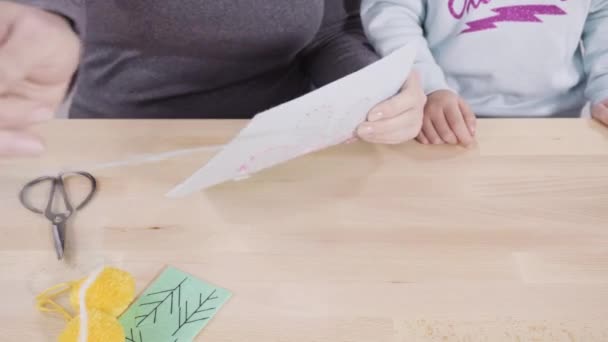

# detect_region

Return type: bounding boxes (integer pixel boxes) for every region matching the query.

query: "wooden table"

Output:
[1,119,608,341]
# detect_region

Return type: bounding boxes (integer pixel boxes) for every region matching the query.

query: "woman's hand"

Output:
[0,2,80,157]
[356,72,426,144]
[592,100,608,126]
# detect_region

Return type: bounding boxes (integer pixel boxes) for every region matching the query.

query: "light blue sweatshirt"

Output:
[362,0,608,117]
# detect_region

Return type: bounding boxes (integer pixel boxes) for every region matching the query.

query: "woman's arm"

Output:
[11,0,84,34]
[361,0,449,95]
[0,1,81,157]
[10,0,83,97]
[302,1,426,146]
[301,0,379,87]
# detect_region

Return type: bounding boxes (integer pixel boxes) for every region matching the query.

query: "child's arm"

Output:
[584,0,608,125]
[362,0,475,146]
[584,0,608,107]
[361,0,449,95]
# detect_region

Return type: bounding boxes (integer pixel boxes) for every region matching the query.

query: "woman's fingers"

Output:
[359,71,426,145]
[358,108,422,144]
[0,95,53,129]
[0,129,45,157]
[367,76,424,122]
[343,137,359,144]
[0,94,52,158]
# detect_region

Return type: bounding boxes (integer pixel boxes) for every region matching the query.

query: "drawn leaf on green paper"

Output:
[134,277,187,327]
[119,266,232,342]
[125,328,144,342]
[172,289,218,336]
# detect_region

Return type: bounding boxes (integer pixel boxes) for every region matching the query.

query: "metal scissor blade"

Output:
[51,223,66,260]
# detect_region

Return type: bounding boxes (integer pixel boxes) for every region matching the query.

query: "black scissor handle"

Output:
[19,171,97,218]
[19,175,55,215]
[57,171,97,211]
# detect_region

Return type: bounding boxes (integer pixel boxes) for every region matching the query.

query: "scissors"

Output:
[19,171,97,260]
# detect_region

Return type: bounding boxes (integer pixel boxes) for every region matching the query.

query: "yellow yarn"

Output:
[35,266,136,342]
[69,267,136,317]
[36,282,77,321]
[58,310,125,342]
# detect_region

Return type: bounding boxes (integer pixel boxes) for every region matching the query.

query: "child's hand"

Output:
[356,72,426,145]
[416,90,476,147]
[591,100,608,126]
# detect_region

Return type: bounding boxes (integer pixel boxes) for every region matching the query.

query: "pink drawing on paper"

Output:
[235,96,375,177]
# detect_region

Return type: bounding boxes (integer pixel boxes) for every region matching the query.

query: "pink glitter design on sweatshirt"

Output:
[449,0,492,19]
[461,5,567,33]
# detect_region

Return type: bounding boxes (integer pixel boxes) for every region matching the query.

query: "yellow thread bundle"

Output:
[58,309,124,342]
[36,267,136,342]
[69,267,136,317]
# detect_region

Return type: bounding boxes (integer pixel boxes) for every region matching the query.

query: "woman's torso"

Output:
[71,0,325,119]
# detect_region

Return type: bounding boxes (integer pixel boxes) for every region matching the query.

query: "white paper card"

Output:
[166,43,418,197]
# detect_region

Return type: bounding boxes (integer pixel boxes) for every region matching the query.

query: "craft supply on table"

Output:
[19,171,97,260]
[35,266,231,342]
[26,44,419,199]
[166,42,419,197]
[119,266,232,342]
[35,266,136,342]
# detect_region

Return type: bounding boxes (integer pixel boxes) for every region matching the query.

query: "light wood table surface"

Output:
[1,119,608,341]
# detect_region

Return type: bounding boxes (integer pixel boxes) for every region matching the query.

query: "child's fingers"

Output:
[430,112,458,144]
[459,99,477,136]
[445,107,473,146]
[422,116,443,144]
[0,129,45,157]
[417,131,430,144]
[592,102,608,122]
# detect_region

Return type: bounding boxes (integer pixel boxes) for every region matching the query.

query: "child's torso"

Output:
[425,0,592,116]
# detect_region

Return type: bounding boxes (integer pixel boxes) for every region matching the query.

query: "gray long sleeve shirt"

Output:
[17,0,379,119]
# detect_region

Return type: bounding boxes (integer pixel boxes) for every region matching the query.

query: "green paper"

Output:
[119,266,232,342]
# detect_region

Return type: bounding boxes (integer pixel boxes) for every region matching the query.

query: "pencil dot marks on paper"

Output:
[293,100,373,147]
[235,98,375,176]
[237,104,336,175]
[328,97,374,143]
[294,104,334,131]
[237,145,300,175]
[235,133,332,176]
[293,104,335,145]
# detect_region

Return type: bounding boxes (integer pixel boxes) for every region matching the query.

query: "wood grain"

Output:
[1,118,607,341]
